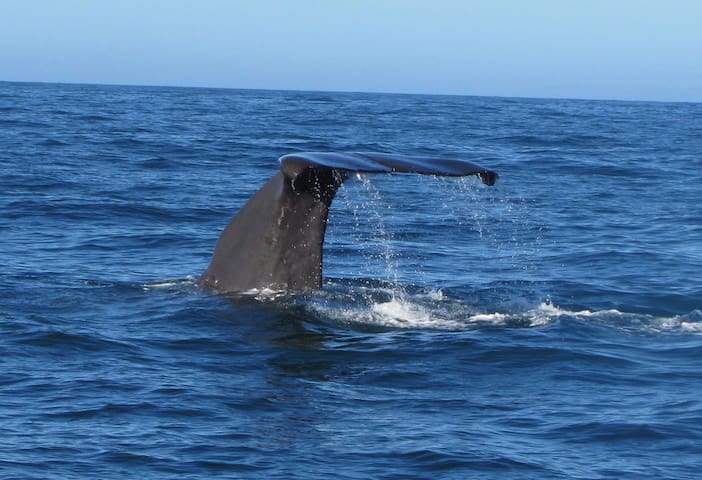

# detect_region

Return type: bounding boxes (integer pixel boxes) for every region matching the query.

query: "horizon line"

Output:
[1,78,699,106]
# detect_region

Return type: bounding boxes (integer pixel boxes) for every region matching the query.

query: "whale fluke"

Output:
[200,152,498,293]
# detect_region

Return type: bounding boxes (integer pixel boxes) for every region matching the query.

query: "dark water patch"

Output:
[106,136,149,147]
[545,420,671,443]
[385,448,551,475]
[0,118,52,129]
[36,138,70,147]
[493,133,610,148]
[13,329,137,355]
[79,114,113,122]
[138,155,181,169]
[46,401,214,421]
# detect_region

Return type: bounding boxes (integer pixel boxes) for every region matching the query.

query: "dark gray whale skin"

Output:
[199,152,498,293]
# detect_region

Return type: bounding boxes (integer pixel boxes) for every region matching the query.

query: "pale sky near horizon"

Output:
[1,0,701,102]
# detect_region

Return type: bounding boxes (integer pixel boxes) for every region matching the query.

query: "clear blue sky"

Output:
[2,0,701,102]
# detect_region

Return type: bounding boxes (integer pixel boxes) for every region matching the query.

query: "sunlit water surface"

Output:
[2,82,701,479]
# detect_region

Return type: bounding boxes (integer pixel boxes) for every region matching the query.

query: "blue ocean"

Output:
[1,81,701,479]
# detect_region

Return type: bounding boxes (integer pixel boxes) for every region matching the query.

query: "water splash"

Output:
[335,173,400,285]
[437,174,545,282]
[307,286,702,335]
[307,282,554,331]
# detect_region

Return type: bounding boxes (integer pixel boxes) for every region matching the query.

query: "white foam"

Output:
[656,312,702,334]
[239,287,288,301]
[541,305,702,335]
[368,297,467,329]
[141,276,702,335]
[141,276,198,291]
[145,280,180,289]
[423,288,447,301]
[310,292,702,334]
[311,293,563,330]
[680,322,702,333]
[467,312,508,324]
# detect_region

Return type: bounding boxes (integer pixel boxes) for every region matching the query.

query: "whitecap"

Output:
[141,276,198,292]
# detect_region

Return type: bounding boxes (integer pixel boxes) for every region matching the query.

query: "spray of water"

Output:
[318,172,552,329]
[136,176,699,335]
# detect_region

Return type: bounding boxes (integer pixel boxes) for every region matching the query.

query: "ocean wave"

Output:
[305,285,702,335]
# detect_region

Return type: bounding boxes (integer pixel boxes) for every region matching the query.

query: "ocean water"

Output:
[1,81,701,479]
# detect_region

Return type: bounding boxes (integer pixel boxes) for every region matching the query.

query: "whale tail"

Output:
[199,152,498,293]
